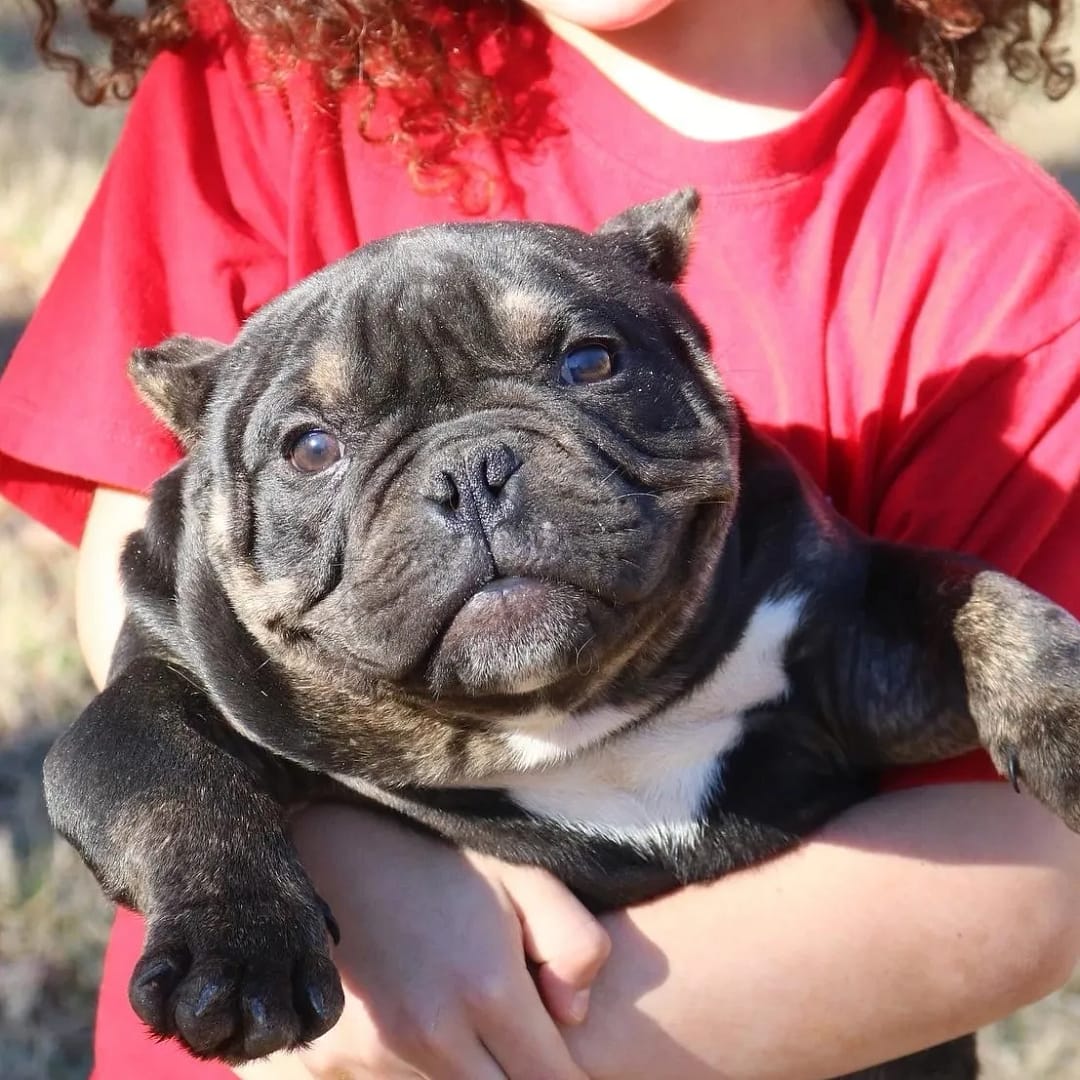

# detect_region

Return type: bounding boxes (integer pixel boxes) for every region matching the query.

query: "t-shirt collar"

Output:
[544,3,901,193]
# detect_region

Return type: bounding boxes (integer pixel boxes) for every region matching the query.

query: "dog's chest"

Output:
[497,596,803,849]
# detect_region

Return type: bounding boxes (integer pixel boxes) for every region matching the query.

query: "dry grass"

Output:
[1,7,1079,1078]
[0,11,123,1078]
[0,509,109,1080]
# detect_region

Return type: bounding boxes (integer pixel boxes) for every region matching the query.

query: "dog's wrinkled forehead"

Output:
[242,221,671,411]
[127,188,703,446]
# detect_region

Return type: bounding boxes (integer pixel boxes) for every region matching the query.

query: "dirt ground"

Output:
[2,7,1079,1079]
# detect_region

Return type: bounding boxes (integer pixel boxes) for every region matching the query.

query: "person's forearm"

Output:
[567,783,1080,1080]
[76,487,149,688]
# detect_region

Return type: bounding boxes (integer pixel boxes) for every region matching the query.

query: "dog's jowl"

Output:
[44,189,1080,1076]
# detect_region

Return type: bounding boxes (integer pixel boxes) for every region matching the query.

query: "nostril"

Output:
[443,471,461,511]
[483,446,521,494]
[429,470,461,511]
[427,445,520,516]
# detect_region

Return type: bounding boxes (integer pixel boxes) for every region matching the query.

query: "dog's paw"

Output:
[128,895,344,1063]
[986,693,1080,833]
[959,571,1080,831]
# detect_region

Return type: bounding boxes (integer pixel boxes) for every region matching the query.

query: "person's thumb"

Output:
[498,861,612,1027]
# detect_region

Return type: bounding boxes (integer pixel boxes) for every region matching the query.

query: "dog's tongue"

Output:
[431,578,593,695]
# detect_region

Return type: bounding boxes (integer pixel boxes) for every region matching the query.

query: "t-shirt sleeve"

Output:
[874,313,1080,791]
[875,319,1080,606]
[0,29,289,545]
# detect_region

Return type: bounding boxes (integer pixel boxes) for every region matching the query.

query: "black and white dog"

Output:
[45,190,1080,1077]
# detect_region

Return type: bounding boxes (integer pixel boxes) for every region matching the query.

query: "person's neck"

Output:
[539,0,858,141]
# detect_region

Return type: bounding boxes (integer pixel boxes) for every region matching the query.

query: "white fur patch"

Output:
[502,705,644,770]
[322,595,804,857]
[497,594,805,851]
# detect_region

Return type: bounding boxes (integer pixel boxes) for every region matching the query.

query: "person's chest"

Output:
[264,41,1058,544]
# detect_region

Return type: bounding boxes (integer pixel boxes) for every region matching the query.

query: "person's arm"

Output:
[238,787,1074,1080]
[570,782,1080,1079]
[75,486,150,689]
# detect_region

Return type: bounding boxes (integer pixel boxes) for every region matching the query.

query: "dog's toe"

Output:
[238,967,304,1059]
[172,958,244,1055]
[128,900,344,1062]
[129,948,189,1034]
[294,952,346,1041]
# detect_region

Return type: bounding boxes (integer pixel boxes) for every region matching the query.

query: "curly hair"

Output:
[28,0,1076,205]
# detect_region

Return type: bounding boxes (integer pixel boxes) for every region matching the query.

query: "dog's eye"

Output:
[559,344,616,385]
[288,429,342,473]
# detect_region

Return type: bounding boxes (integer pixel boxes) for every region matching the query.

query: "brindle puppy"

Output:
[44,190,1080,1077]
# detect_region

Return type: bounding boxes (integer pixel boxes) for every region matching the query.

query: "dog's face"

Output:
[131,190,739,745]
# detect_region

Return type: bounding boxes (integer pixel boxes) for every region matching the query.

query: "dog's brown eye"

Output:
[288,429,342,473]
[560,344,616,385]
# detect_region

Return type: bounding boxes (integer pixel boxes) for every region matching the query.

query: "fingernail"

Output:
[569,989,590,1023]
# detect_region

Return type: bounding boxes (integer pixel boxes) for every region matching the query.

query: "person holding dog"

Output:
[3,1,1080,1077]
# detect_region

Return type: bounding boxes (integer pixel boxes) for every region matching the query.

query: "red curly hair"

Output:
[28,0,1076,206]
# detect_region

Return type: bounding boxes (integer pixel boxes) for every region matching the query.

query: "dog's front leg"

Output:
[819,542,1080,830]
[950,564,1080,829]
[43,655,344,1063]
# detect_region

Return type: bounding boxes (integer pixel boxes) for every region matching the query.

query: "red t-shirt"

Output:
[2,3,1078,1076]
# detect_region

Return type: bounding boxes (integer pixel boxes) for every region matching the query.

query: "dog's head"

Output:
[130,190,740,775]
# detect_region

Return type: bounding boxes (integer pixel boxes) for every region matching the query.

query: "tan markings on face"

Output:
[500,288,556,350]
[307,341,352,405]
[206,492,304,631]
[208,489,233,552]
[227,574,304,630]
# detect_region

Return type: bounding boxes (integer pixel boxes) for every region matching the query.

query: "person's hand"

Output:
[249,804,609,1079]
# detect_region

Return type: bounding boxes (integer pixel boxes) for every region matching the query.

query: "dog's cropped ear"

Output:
[596,187,701,284]
[129,335,227,447]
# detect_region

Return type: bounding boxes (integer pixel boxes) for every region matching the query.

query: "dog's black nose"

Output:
[427,443,523,522]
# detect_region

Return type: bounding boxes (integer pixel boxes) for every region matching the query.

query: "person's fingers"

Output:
[301,1001,506,1080]
[379,1007,506,1080]
[299,1032,423,1080]
[304,1060,420,1080]
[475,964,589,1080]
[421,1034,508,1080]
[233,1053,313,1080]
[497,860,612,1025]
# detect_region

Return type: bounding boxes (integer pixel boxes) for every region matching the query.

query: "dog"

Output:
[44,189,1080,1077]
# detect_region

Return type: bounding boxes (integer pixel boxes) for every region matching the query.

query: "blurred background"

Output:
[1,4,1080,1078]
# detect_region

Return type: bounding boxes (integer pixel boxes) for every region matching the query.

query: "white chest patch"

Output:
[329,595,804,855]
[496,595,805,851]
